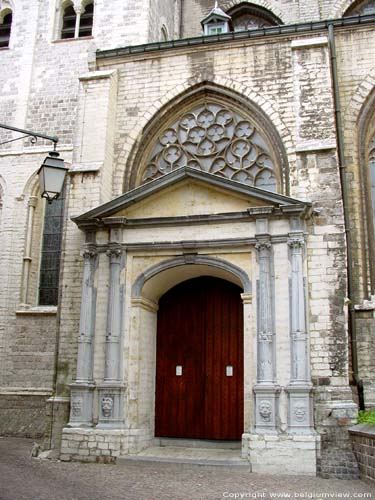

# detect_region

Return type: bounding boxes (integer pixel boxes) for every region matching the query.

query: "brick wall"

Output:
[350,424,375,483]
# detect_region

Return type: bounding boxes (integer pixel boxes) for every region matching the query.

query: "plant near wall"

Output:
[358,408,375,425]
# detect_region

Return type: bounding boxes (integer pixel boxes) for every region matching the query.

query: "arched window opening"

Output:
[344,0,375,16]
[0,11,12,48]
[141,100,280,192]
[38,187,65,306]
[227,3,282,32]
[161,25,168,41]
[79,2,94,38]
[61,4,76,39]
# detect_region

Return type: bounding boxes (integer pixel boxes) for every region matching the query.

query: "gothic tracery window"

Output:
[232,12,274,31]
[228,3,281,32]
[142,102,278,192]
[344,0,375,16]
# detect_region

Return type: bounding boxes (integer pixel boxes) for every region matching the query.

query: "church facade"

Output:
[1,0,375,477]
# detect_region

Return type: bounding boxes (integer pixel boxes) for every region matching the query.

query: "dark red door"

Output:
[155,276,243,440]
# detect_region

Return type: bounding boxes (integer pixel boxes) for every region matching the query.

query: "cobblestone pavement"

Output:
[0,438,374,500]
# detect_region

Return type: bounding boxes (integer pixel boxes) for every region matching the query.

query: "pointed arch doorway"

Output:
[155,276,244,441]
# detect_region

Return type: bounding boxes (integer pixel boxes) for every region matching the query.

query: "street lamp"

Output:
[37,151,67,203]
[0,123,68,203]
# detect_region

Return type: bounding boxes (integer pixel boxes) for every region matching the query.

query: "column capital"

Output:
[255,241,271,253]
[106,245,122,261]
[81,245,98,260]
[287,238,305,250]
[28,196,38,208]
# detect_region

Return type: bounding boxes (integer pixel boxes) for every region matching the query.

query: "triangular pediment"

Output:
[72,167,310,226]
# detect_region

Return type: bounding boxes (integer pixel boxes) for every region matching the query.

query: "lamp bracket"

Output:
[0,123,59,147]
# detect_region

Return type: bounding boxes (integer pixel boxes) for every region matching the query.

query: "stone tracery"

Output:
[142,102,278,191]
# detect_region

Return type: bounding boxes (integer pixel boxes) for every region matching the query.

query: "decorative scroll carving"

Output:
[142,102,277,190]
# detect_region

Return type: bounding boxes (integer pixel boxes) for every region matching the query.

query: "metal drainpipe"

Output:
[328,23,364,410]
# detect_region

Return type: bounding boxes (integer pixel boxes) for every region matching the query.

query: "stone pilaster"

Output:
[97,233,125,428]
[286,231,313,434]
[20,196,38,305]
[68,244,98,427]
[253,219,280,433]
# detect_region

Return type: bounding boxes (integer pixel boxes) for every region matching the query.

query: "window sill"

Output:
[16,305,58,315]
[52,36,93,44]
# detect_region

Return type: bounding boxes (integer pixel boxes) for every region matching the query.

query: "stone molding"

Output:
[132,254,252,296]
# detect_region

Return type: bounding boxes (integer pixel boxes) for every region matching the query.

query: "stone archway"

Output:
[129,257,253,449]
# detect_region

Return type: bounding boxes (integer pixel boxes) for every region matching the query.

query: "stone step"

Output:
[118,446,250,469]
[156,438,242,449]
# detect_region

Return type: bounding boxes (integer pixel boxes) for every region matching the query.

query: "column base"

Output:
[68,382,96,427]
[286,383,313,434]
[96,383,126,429]
[253,384,281,433]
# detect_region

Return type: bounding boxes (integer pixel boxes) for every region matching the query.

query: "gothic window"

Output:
[0,11,12,48]
[79,2,94,37]
[61,3,76,39]
[60,1,94,39]
[344,0,375,16]
[142,102,279,192]
[38,188,65,306]
[227,3,282,32]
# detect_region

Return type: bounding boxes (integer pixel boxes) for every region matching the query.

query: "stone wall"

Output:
[0,393,50,438]
[350,424,375,483]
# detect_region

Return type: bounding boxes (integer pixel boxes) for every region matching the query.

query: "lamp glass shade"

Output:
[38,154,67,202]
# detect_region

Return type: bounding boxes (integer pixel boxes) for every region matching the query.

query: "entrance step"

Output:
[118,446,250,469]
[156,438,241,450]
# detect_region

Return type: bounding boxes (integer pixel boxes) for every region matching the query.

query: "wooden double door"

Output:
[155,276,243,440]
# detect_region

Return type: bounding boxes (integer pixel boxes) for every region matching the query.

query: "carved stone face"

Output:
[259,401,272,422]
[101,396,114,418]
[72,397,82,417]
[294,404,307,422]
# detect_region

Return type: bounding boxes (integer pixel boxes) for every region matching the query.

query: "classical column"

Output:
[286,232,313,434]
[69,244,97,427]
[73,3,81,38]
[21,196,38,305]
[97,239,125,428]
[253,221,280,433]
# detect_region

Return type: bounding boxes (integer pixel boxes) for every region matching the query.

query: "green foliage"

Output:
[358,408,375,425]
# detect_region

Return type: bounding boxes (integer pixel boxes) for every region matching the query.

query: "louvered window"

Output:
[0,12,12,48]
[79,3,94,37]
[38,189,65,306]
[61,5,76,39]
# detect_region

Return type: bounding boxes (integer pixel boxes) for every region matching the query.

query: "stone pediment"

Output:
[72,167,310,226]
